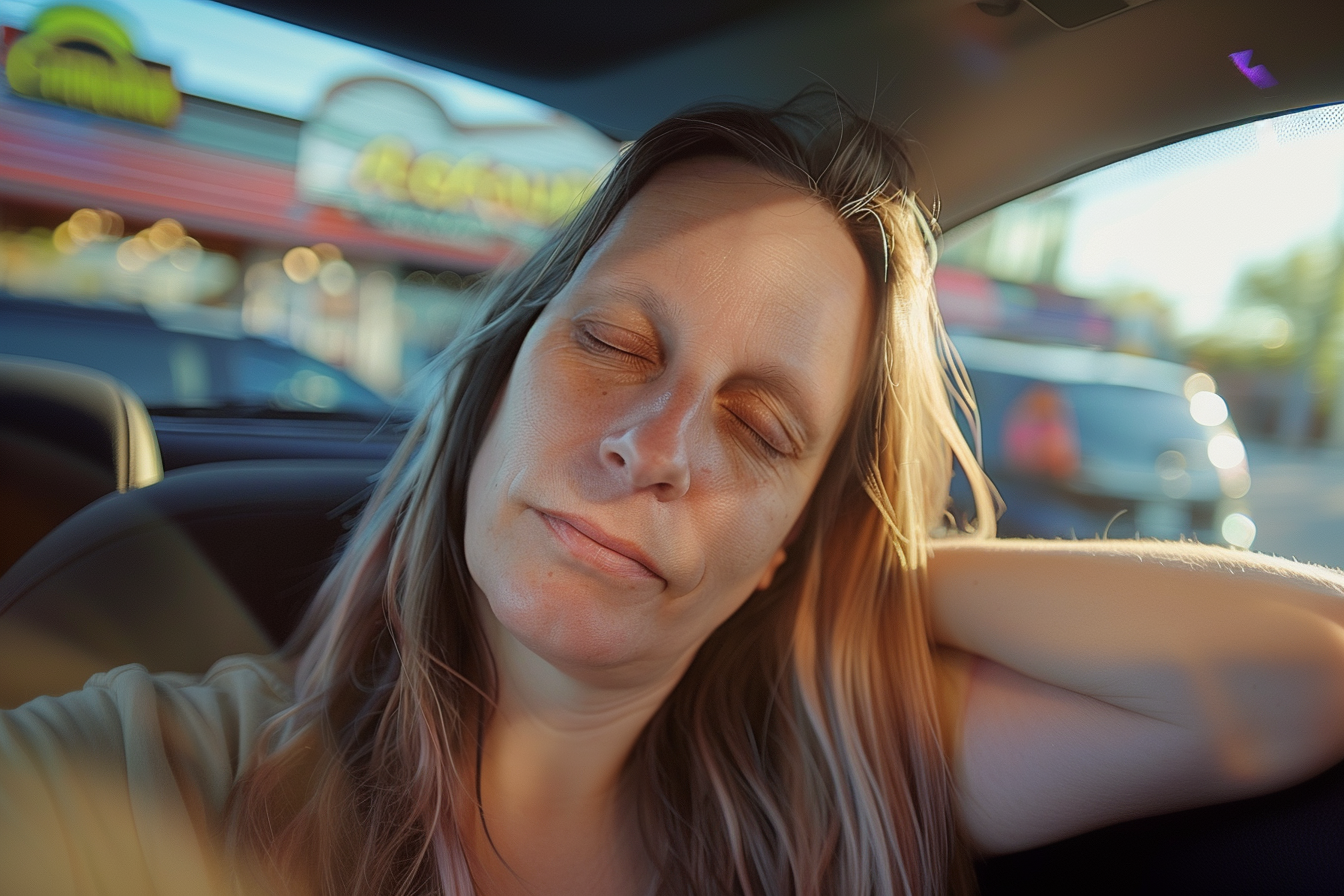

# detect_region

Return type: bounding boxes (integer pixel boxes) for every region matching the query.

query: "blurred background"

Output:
[0,0,619,414]
[2,0,1342,567]
[938,105,1344,566]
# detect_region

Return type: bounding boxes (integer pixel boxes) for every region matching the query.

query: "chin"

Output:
[484,577,663,673]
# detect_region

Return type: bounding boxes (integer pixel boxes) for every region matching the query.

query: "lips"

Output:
[537,510,664,581]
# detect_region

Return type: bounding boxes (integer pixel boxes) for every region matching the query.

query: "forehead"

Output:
[580,156,872,307]
[602,157,850,262]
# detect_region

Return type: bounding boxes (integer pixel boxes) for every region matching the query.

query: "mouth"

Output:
[536,510,664,582]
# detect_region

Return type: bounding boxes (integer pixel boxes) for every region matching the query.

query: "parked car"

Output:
[952,334,1255,547]
[0,294,406,468]
[0,294,392,418]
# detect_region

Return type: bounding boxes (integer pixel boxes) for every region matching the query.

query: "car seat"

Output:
[0,458,378,708]
[0,354,163,577]
[977,751,1344,894]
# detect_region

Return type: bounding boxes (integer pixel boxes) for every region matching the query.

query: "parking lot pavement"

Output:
[1245,440,1344,571]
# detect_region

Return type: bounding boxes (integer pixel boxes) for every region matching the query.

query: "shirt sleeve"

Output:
[0,654,293,896]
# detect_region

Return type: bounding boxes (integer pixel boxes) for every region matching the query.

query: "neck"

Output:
[470,606,685,895]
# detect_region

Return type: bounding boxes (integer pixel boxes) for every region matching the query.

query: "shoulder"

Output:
[86,653,295,738]
[0,655,294,894]
[90,653,295,794]
[4,652,294,803]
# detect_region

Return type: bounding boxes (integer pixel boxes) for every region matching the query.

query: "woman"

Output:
[3,94,1344,896]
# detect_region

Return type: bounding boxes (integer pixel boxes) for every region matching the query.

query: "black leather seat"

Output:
[977,754,1344,894]
[0,354,162,576]
[0,458,378,708]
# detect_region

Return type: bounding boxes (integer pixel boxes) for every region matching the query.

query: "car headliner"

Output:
[214,0,1344,229]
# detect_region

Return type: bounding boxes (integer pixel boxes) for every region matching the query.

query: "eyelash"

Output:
[577,326,644,361]
[731,412,786,459]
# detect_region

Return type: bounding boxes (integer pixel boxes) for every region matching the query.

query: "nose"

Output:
[600,391,692,501]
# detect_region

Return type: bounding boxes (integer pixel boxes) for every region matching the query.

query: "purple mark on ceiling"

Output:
[1229,50,1278,89]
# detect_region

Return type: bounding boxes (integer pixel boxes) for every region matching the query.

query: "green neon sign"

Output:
[5,5,182,127]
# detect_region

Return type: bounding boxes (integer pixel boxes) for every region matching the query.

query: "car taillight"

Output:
[1002,383,1081,480]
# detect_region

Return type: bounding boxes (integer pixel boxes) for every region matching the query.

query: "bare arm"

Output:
[928,538,1344,856]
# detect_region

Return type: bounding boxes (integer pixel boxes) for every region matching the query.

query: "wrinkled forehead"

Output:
[584,156,837,266]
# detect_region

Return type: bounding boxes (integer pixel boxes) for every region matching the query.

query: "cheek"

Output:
[462,351,603,600]
[463,402,507,595]
[678,485,800,611]
[466,349,569,500]
[463,363,547,586]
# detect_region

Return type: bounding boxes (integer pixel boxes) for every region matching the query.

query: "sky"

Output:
[0,0,555,125]
[1051,104,1344,336]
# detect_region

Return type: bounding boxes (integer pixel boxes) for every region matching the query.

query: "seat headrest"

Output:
[0,353,162,492]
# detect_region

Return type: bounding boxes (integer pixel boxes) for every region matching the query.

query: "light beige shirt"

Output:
[0,655,292,895]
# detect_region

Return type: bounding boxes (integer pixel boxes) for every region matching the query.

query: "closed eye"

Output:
[575,322,656,363]
[729,411,787,459]
[577,328,627,355]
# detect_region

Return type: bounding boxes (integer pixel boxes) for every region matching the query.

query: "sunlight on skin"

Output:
[930,537,1344,855]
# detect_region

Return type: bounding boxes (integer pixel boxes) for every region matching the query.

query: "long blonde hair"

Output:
[227,90,996,896]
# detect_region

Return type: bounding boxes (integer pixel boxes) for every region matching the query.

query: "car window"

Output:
[941,103,1344,567]
[0,0,619,419]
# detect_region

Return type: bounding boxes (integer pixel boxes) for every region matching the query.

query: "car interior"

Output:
[2,0,1343,892]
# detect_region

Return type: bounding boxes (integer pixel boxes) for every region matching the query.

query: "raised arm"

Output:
[928,537,1344,856]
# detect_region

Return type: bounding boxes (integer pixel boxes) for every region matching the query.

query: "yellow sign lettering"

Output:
[351,136,413,201]
[349,136,598,227]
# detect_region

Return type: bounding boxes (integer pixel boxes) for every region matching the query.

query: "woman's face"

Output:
[465,157,872,684]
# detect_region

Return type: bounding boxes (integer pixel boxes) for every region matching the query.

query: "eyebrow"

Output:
[600,278,683,328]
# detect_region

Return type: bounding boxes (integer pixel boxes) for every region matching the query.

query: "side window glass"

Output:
[233,340,390,415]
[941,104,1344,568]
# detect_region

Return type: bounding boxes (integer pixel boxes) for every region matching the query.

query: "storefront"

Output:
[0,0,619,395]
